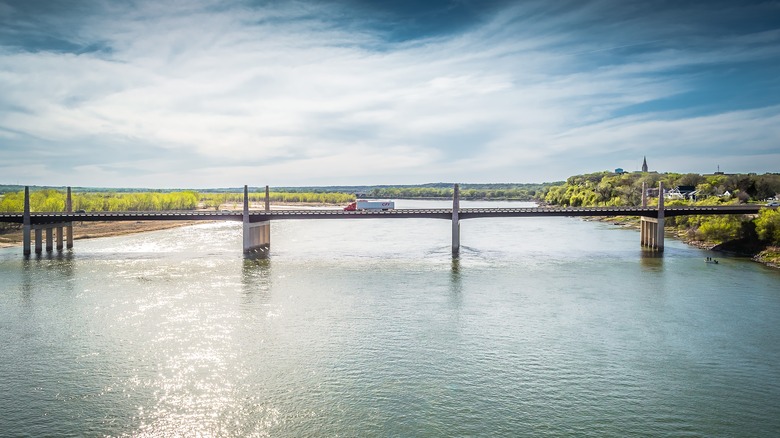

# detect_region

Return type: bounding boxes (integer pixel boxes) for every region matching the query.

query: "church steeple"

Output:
[642,156,648,172]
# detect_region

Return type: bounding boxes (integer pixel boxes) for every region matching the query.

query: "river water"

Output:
[1,200,779,437]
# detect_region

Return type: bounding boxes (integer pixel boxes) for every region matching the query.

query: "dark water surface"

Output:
[2,200,779,436]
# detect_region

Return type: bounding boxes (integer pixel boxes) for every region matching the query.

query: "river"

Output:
[1,200,779,437]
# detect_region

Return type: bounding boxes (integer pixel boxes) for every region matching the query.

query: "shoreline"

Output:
[4,204,779,269]
[584,215,780,269]
[0,202,331,249]
[0,220,204,249]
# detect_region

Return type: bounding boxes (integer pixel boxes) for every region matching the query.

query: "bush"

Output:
[695,215,742,242]
[756,208,780,244]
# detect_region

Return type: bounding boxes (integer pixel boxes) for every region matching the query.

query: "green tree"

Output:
[696,215,742,242]
[755,208,780,244]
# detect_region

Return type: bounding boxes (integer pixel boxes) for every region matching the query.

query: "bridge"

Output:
[1,184,766,257]
[0,205,761,223]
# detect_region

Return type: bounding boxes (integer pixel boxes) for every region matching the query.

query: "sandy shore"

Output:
[0,203,341,249]
[0,220,204,249]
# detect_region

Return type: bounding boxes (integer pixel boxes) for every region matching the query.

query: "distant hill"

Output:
[2,182,562,195]
[0,184,187,194]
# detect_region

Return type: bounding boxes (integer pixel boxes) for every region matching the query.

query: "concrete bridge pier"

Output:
[34,228,42,254]
[23,186,31,256]
[452,184,460,256]
[66,187,73,249]
[640,217,659,248]
[32,223,71,254]
[45,228,53,252]
[22,186,75,256]
[56,226,64,251]
[641,181,665,252]
[243,185,270,254]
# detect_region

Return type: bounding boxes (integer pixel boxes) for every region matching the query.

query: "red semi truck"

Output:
[343,200,395,211]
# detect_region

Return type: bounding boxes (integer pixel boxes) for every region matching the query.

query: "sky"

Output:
[1,0,779,188]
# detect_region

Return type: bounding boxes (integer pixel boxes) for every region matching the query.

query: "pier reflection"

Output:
[241,257,273,305]
[449,256,463,308]
[639,249,664,272]
[21,251,76,303]
[20,258,33,305]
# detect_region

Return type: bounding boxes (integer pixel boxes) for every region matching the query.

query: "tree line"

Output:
[0,189,354,213]
[368,184,554,200]
[198,191,354,208]
[0,190,200,212]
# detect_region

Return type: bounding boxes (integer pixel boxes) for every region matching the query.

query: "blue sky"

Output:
[1,0,779,188]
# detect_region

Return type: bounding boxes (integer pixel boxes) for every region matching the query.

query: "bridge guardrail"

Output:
[0,204,766,224]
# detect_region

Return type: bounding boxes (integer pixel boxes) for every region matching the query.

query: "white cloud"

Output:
[0,0,778,187]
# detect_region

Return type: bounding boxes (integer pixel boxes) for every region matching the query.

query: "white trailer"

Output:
[344,200,395,211]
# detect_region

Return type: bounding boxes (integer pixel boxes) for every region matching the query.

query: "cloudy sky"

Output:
[1,0,779,188]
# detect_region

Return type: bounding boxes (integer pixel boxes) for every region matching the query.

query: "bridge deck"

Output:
[0,205,765,225]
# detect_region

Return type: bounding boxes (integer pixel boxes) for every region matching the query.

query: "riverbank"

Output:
[5,203,779,269]
[585,215,780,269]
[0,202,335,249]
[754,247,780,268]
[0,221,202,249]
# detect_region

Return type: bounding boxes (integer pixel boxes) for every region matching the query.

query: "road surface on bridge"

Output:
[0,205,765,225]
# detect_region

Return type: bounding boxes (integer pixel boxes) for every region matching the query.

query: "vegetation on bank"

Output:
[756,208,780,243]
[0,189,354,213]
[754,208,780,267]
[755,246,780,267]
[542,171,780,207]
[541,171,780,248]
[0,190,200,212]
[0,182,559,213]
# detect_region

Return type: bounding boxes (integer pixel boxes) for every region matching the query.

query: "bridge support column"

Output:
[244,221,270,253]
[34,228,42,254]
[640,217,658,249]
[23,186,31,256]
[656,181,665,252]
[452,183,460,256]
[66,187,73,249]
[265,185,270,212]
[56,226,64,251]
[243,185,270,254]
[640,181,665,252]
[45,228,53,252]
